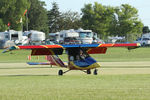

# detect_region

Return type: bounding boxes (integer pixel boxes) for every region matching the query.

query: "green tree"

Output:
[114,4,143,41]
[48,2,81,33]
[81,3,143,41]
[0,19,7,31]
[142,26,150,33]
[60,10,81,30]
[81,2,114,39]
[28,0,49,34]
[0,0,30,31]
[48,2,62,33]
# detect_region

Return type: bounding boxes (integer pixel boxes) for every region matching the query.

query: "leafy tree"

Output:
[48,2,61,33]
[142,26,150,33]
[81,2,114,39]
[0,0,30,31]
[0,19,7,31]
[48,2,81,32]
[81,3,143,41]
[60,10,82,30]
[28,0,49,34]
[114,4,143,41]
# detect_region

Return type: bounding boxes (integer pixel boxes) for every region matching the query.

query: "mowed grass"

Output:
[0,47,150,100]
[0,47,150,62]
[0,74,150,100]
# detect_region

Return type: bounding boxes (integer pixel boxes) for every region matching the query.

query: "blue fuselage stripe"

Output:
[74,57,96,67]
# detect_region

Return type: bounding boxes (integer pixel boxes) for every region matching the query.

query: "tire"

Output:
[58,70,63,76]
[87,69,91,74]
[142,43,146,47]
[93,69,98,75]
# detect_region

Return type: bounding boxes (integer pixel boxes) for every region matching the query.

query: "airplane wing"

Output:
[83,43,141,54]
[2,43,140,55]
[2,45,64,55]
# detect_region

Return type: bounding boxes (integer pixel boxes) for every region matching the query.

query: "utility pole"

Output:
[26,9,28,31]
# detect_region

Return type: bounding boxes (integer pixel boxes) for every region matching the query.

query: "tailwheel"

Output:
[58,70,63,76]
[87,69,91,74]
[93,69,98,75]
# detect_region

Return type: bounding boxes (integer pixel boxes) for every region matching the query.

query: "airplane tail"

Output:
[27,55,67,68]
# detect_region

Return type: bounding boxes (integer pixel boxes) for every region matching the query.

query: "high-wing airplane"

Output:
[3,43,140,75]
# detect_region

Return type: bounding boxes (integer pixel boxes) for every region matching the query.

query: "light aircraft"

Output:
[3,43,140,75]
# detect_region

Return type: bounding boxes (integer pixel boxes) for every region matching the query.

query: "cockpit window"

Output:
[67,48,89,61]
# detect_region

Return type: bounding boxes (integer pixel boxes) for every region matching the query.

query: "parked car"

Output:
[92,38,105,44]
[63,37,81,44]
[134,38,150,46]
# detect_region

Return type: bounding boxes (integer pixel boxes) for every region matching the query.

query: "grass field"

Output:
[0,47,150,63]
[0,47,150,100]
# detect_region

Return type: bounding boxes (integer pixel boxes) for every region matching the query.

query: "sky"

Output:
[41,0,150,27]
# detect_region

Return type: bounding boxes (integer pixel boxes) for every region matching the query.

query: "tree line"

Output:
[0,0,147,40]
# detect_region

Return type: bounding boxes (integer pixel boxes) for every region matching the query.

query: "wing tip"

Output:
[137,43,141,47]
[2,46,19,53]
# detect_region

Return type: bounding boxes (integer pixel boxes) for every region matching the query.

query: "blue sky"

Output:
[41,0,150,27]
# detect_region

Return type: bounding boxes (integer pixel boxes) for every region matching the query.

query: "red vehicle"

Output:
[63,37,81,44]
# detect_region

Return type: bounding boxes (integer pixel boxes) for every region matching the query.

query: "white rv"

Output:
[9,30,29,45]
[49,32,59,44]
[59,29,80,44]
[24,30,46,45]
[76,28,94,44]
[0,30,29,48]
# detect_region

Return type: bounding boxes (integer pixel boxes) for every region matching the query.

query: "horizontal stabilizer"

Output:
[27,62,51,65]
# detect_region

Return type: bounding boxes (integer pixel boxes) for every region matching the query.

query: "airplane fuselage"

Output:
[68,56,100,70]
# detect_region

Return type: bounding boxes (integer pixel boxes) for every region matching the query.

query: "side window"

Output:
[60,34,63,38]
[143,38,149,40]
[138,38,141,41]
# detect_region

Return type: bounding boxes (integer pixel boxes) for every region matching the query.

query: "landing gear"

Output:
[87,69,91,74]
[58,69,98,75]
[93,69,98,75]
[58,69,71,76]
[58,70,63,75]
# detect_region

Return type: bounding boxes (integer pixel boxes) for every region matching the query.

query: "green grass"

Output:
[0,74,150,100]
[0,47,150,63]
[91,47,150,62]
[0,47,150,100]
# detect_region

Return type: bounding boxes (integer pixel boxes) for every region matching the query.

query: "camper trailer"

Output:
[9,30,28,45]
[0,30,28,48]
[24,30,46,45]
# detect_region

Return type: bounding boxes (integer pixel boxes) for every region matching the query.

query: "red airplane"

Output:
[3,43,140,75]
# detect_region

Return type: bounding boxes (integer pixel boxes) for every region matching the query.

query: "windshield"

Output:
[49,35,59,41]
[79,32,93,38]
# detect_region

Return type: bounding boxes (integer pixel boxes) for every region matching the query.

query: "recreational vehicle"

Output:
[24,30,46,45]
[59,29,80,44]
[76,28,95,44]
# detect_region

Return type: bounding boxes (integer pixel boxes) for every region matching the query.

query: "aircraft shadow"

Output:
[0,74,58,77]
[0,67,58,69]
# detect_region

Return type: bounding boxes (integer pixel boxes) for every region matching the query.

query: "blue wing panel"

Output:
[61,44,99,48]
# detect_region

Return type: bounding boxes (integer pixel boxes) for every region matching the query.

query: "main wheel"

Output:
[93,69,98,75]
[58,70,63,75]
[87,69,91,74]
